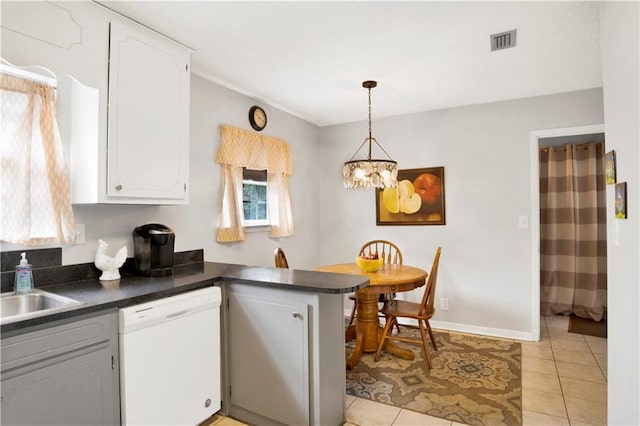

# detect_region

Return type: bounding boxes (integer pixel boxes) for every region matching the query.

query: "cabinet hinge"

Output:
[111,355,115,370]
[186,64,189,72]
[226,298,229,309]
[184,183,187,192]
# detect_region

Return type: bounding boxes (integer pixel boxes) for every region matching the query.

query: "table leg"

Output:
[345,325,364,370]
[358,292,381,353]
[345,292,378,369]
[346,292,416,368]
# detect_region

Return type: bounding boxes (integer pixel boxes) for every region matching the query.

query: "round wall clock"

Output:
[249,106,267,131]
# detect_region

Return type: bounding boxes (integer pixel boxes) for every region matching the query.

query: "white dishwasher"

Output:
[119,286,221,426]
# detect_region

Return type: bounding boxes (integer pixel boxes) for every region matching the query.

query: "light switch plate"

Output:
[440,298,449,310]
[75,223,86,244]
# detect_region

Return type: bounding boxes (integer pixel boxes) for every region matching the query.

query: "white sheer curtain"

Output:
[267,171,294,238]
[217,164,245,242]
[0,73,76,245]
[215,124,294,242]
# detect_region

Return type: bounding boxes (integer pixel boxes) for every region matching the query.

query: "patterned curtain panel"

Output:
[539,142,607,321]
[0,73,76,246]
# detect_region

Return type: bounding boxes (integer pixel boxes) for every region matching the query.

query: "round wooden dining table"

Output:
[315,263,428,370]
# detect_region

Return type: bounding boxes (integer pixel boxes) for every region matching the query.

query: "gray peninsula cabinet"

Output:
[223,282,346,426]
[1,311,120,425]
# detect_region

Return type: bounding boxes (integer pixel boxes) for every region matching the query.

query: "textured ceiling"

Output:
[97,1,603,126]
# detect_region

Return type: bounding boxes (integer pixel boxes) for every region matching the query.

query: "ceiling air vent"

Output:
[490,29,517,51]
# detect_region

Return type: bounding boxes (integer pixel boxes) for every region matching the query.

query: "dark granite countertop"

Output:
[1,261,369,335]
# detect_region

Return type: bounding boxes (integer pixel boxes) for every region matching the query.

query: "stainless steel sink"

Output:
[1,289,84,325]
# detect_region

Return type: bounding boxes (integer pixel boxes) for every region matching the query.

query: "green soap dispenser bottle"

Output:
[15,252,34,294]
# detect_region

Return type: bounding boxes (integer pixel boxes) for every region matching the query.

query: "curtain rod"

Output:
[0,59,57,88]
[540,141,603,153]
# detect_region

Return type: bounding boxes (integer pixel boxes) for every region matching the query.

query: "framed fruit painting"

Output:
[375,167,446,225]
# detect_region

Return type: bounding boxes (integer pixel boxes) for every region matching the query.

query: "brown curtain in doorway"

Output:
[539,142,607,321]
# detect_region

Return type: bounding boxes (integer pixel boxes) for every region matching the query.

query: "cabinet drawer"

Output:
[1,312,116,374]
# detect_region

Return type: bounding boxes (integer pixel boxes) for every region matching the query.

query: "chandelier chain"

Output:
[368,87,372,140]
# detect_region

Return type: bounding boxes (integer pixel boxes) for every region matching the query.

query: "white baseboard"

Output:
[344,308,536,342]
[428,319,536,342]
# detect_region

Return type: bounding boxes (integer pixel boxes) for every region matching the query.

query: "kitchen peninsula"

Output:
[1,250,368,426]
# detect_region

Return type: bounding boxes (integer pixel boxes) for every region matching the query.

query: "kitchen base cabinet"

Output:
[222,283,346,426]
[1,311,119,426]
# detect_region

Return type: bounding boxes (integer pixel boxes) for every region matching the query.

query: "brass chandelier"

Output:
[343,80,398,189]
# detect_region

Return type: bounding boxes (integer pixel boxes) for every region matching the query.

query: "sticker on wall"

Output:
[605,150,616,184]
[615,182,627,219]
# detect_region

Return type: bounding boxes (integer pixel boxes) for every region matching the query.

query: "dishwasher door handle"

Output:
[166,309,192,320]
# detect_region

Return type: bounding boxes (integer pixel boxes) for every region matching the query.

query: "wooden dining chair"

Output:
[348,240,403,329]
[374,246,442,369]
[274,247,289,269]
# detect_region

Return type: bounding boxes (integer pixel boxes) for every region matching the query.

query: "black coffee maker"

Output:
[133,224,175,277]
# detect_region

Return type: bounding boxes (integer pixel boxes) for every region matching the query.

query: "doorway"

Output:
[529,124,605,341]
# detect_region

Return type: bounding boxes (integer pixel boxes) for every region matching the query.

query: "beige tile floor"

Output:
[210,315,608,426]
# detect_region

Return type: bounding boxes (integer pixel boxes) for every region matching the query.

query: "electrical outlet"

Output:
[440,297,449,311]
[75,224,86,245]
[518,215,529,228]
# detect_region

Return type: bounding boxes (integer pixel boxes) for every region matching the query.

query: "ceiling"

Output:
[97,1,603,127]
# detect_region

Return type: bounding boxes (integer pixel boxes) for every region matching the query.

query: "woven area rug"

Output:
[346,328,522,426]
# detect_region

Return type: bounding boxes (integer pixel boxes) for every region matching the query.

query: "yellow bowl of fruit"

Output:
[355,255,383,273]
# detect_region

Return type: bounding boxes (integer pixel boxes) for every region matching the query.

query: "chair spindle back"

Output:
[358,240,403,265]
[274,247,289,269]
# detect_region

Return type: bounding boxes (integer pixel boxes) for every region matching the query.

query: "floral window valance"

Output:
[216,124,292,173]
[215,124,294,242]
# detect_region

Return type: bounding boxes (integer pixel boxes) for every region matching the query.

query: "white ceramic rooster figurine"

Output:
[95,239,127,281]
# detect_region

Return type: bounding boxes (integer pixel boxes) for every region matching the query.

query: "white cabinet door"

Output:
[107,21,190,202]
[228,291,310,426]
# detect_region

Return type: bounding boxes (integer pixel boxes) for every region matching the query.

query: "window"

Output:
[242,168,268,226]
[215,124,294,242]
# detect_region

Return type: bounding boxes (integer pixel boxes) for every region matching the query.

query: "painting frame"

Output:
[375,167,446,226]
[615,182,627,219]
[605,150,616,184]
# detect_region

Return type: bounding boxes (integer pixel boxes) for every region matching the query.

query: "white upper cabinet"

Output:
[107,21,191,203]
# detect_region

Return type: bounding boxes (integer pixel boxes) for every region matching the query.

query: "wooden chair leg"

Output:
[426,320,437,351]
[383,314,396,335]
[418,320,433,369]
[348,298,357,327]
[374,317,395,361]
[381,299,401,334]
[388,295,401,334]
